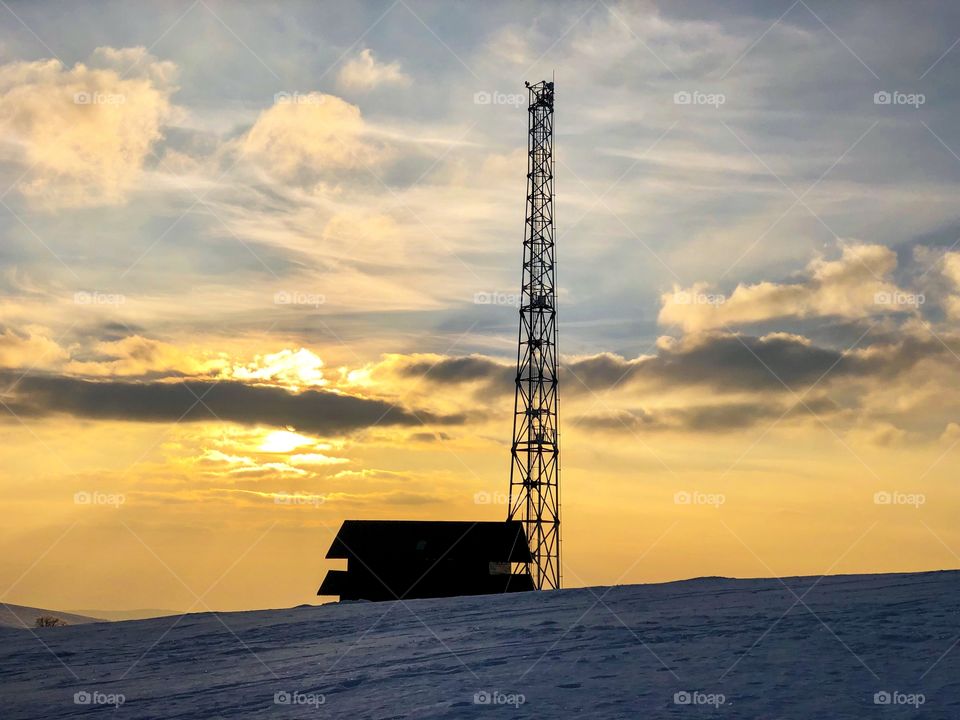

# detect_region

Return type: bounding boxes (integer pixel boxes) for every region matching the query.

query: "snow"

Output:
[3,570,959,718]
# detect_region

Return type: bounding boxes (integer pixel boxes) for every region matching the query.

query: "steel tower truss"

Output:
[507,80,560,591]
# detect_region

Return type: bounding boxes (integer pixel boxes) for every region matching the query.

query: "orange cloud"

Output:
[0,328,69,369]
[65,335,225,377]
[242,93,379,183]
[658,244,916,332]
[0,47,178,208]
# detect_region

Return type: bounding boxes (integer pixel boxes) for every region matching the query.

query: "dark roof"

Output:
[325,520,532,564]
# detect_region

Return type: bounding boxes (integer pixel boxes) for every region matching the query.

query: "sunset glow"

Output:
[1,1,959,617]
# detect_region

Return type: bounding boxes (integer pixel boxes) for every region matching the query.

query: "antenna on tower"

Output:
[508,79,560,591]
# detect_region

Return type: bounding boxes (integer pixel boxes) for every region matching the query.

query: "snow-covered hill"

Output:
[70,608,180,622]
[0,604,103,629]
[3,571,959,718]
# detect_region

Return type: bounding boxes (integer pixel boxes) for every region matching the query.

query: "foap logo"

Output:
[473,491,509,505]
[874,690,925,708]
[274,492,325,508]
[473,90,526,108]
[274,690,325,707]
[873,290,924,308]
[674,490,725,508]
[874,491,925,508]
[474,291,521,307]
[873,90,925,108]
[274,290,326,308]
[673,690,726,708]
[274,91,324,106]
[74,491,125,508]
[673,290,726,306]
[673,90,725,108]
[73,91,126,105]
[73,690,126,708]
[473,690,526,708]
[73,291,126,306]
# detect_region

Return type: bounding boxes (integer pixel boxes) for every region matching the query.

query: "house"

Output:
[318,520,534,601]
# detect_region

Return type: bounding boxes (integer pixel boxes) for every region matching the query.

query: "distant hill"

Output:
[0,604,103,629]
[72,608,180,621]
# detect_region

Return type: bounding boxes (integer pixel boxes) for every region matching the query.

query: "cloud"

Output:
[359,353,515,406]
[0,328,69,369]
[4,327,944,444]
[570,330,949,395]
[226,348,327,389]
[939,422,960,444]
[566,333,847,393]
[360,330,939,402]
[846,421,911,448]
[573,395,840,434]
[939,251,960,320]
[0,47,177,208]
[658,244,916,332]
[393,354,513,385]
[242,92,377,184]
[2,372,465,435]
[337,49,411,91]
[942,252,960,287]
[289,452,349,466]
[65,335,224,377]
[408,431,451,443]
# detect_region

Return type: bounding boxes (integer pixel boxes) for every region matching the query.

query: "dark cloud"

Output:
[391,332,946,398]
[574,396,842,434]
[1,330,943,438]
[566,332,945,394]
[0,373,464,435]
[97,322,147,341]
[396,355,515,400]
[566,334,847,393]
[851,335,944,378]
[408,431,451,442]
[398,355,513,385]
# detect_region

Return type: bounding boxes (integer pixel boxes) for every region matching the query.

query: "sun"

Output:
[258,429,316,453]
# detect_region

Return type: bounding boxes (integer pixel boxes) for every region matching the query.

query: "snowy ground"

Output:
[3,570,959,718]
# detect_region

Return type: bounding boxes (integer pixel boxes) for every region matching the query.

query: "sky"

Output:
[2,0,960,613]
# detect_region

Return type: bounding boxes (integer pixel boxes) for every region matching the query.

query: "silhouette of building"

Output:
[317,520,534,601]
